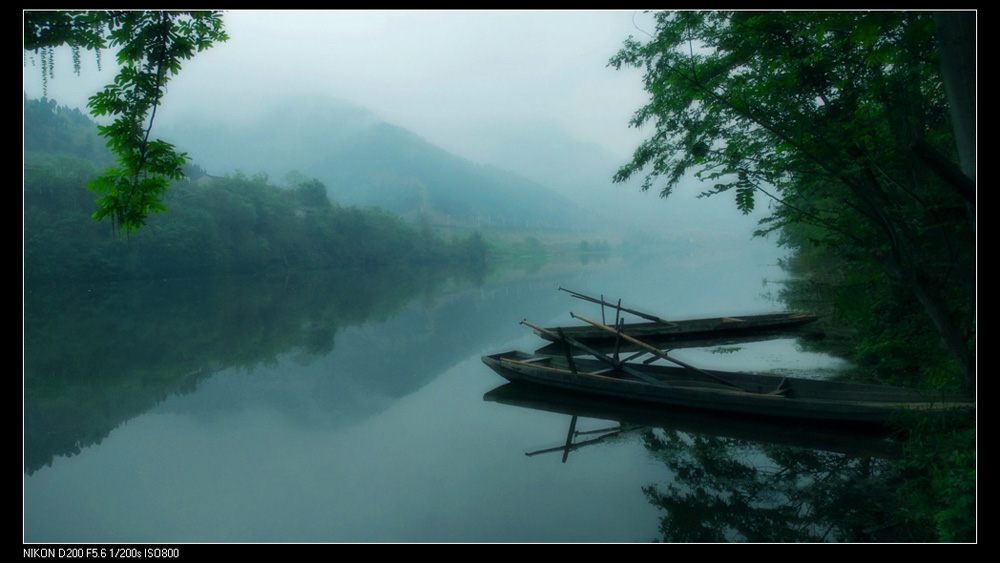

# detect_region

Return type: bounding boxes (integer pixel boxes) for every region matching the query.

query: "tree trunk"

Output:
[934,11,977,183]
[877,251,975,394]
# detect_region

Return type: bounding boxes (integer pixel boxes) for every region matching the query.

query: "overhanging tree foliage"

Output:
[24,10,228,231]
[610,11,975,391]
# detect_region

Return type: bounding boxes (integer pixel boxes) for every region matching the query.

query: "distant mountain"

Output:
[159,97,584,231]
[445,117,753,237]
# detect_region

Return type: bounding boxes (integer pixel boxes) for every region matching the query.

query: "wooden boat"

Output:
[537,312,820,344]
[533,326,823,357]
[481,350,975,425]
[538,288,819,345]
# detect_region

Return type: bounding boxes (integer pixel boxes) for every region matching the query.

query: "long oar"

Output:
[569,313,750,391]
[559,287,678,327]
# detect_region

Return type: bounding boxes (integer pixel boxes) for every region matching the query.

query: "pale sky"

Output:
[23,10,656,161]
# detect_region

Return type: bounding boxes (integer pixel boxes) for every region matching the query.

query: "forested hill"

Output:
[157,97,584,231]
[23,97,114,166]
[23,97,489,283]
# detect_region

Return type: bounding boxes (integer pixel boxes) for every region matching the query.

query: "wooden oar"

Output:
[558,287,678,327]
[569,312,750,392]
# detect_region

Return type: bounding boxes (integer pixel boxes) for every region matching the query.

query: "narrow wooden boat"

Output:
[539,287,819,344]
[481,350,974,425]
[537,312,820,344]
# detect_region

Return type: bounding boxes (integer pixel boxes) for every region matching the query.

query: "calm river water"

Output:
[24,235,896,543]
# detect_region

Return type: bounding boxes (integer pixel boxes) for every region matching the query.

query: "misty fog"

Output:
[22,10,770,244]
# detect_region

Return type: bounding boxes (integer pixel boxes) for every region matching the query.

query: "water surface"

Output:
[24,239,890,543]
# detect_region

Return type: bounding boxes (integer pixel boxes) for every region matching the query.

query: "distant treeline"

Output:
[23,98,489,282]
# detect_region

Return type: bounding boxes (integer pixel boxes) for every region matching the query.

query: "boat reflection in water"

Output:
[484,382,912,542]
[483,382,901,462]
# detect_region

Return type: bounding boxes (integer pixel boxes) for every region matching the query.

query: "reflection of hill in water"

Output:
[23,265,457,473]
[23,258,602,474]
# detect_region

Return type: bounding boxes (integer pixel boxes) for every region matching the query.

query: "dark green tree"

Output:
[24,10,228,231]
[610,11,975,391]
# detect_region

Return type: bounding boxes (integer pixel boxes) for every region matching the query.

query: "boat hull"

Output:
[537,312,819,344]
[481,351,974,425]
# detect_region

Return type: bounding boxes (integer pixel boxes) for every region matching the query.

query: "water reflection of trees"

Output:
[640,428,897,542]
[24,264,483,475]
